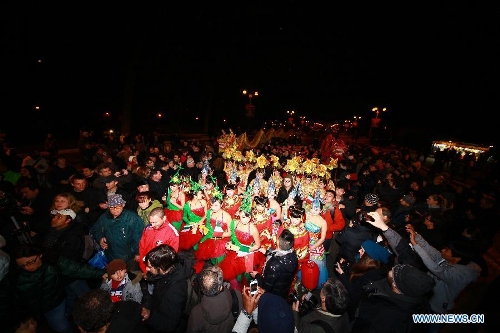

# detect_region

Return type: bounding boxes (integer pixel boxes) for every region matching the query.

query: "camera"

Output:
[249,279,258,296]
[360,211,375,222]
[337,260,350,274]
[289,291,318,317]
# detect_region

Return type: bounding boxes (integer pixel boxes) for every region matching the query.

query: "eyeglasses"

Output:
[18,255,39,268]
[109,206,124,210]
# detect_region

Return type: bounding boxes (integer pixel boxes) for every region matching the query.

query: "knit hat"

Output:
[50,209,77,220]
[392,264,435,298]
[258,292,295,333]
[108,194,126,207]
[365,193,379,205]
[401,194,416,205]
[361,240,390,264]
[106,259,127,275]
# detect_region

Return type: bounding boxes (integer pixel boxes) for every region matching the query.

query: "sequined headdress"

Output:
[267,177,276,196]
[239,186,254,215]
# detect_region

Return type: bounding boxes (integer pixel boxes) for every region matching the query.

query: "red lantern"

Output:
[301,260,319,290]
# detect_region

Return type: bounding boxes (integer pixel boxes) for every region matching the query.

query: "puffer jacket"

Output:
[90,209,144,262]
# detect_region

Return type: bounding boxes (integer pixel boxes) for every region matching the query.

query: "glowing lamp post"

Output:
[369,107,387,141]
[242,89,258,118]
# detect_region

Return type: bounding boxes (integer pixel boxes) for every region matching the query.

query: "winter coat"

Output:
[336,223,377,264]
[100,270,144,304]
[43,220,87,262]
[143,255,194,333]
[13,256,105,318]
[261,249,298,299]
[351,278,431,333]
[137,199,164,226]
[186,288,242,333]
[138,222,179,273]
[90,209,144,262]
[412,233,481,313]
[294,307,352,333]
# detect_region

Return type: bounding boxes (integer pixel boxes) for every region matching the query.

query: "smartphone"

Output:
[249,279,258,296]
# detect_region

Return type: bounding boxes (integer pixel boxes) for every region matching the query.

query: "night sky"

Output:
[4,3,500,146]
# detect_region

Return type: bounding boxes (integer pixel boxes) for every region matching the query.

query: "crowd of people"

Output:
[0,128,498,333]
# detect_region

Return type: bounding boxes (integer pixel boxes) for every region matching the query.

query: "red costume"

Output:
[179,204,205,251]
[251,210,273,251]
[194,211,229,272]
[222,195,242,219]
[219,220,265,281]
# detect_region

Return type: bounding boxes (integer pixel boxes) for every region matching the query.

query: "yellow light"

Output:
[254,91,259,96]
[242,90,247,95]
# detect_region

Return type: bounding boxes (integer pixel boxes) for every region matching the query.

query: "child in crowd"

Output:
[100,259,143,304]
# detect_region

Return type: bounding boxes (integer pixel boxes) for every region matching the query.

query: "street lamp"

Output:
[242,89,258,105]
[369,107,386,142]
[371,107,387,119]
[242,89,258,119]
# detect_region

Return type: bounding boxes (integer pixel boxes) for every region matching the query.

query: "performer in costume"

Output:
[267,178,282,224]
[247,162,268,198]
[277,205,309,296]
[235,160,250,195]
[219,187,265,288]
[202,176,216,209]
[164,169,186,232]
[279,205,310,267]
[179,181,207,252]
[222,183,242,219]
[250,195,273,252]
[269,155,283,190]
[304,190,328,289]
[280,183,301,225]
[194,188,231,273]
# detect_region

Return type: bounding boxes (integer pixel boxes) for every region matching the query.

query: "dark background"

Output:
[3,2,500,148]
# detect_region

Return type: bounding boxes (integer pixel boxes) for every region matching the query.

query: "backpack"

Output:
[183,273,202,317]
[82,234,99,261]
[229,288,239,322]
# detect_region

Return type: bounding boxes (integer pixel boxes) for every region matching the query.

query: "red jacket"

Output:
[138,222,179,273]
[322,206,346,240]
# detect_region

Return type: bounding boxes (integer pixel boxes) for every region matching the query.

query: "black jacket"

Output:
[351,279,431,333]
[143,256,194,333]
[261,249,298,299]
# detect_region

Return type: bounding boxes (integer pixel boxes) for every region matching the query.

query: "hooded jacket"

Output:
[186,287,242,333]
